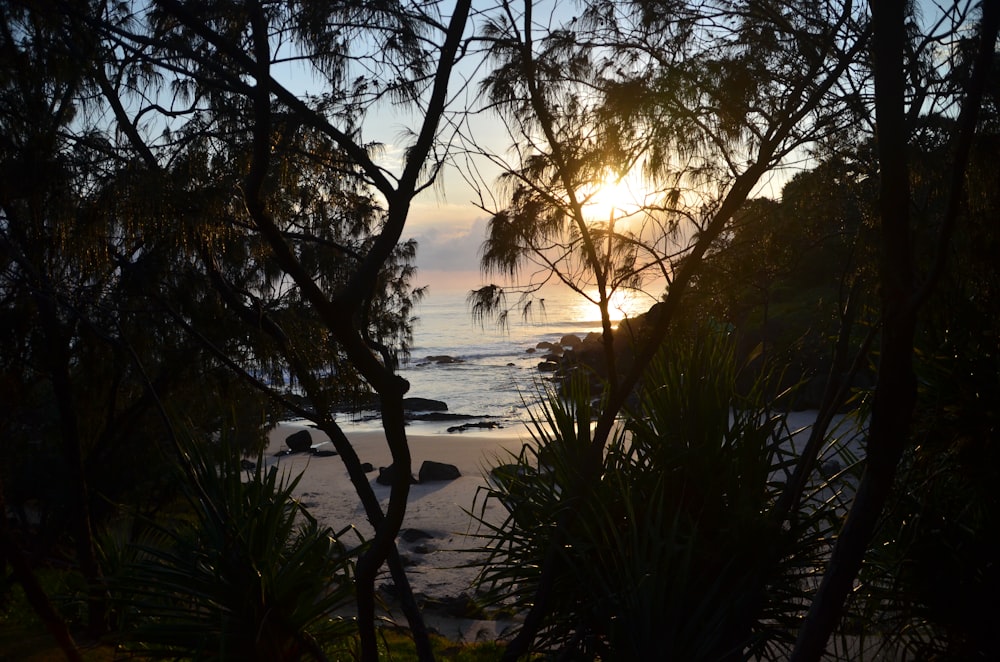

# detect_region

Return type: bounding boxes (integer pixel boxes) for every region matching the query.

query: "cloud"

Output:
[408,215,490,273]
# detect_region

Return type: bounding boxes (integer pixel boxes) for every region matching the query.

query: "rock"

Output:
[408,412,476,421]
[425,355,462,364]
[240,459,256,471]
[447,421,502,433]
[418,460,461,483]
[525,347,536,353]
[560,333,582,349]
[286,429,313,453]
[536,341,555,350]
[376,464,416,486]
[402,397,448,412]
[537,360,559,372]
[360,462,374,473]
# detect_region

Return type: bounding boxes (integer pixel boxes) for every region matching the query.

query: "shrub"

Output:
[111,438,359,660]
[472,326,840,659]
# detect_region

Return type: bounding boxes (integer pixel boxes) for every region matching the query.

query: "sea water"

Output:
[343,283,658,434]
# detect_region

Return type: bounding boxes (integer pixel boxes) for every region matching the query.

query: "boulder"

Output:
[418,460,461,483]
[537,360,559,372]
[560,333,582,349]
[376,464,416,486]
[360,462,374,473]
[286,429,313,453]
[402,397,448,412]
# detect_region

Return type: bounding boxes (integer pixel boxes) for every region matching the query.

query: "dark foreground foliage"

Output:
[472,327,851,659]
[106,439,360,660]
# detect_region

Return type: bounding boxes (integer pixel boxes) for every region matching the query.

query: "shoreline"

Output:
[262,410,864,641]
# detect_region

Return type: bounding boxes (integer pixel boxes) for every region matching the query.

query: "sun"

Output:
[581,170,647,225]
[567,287,651,325]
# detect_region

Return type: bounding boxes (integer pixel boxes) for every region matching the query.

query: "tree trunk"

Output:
[35,304,108,638]
[792,0,1000,657]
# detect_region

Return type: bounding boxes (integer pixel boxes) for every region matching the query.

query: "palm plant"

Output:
[110,438,359,660]
[472,325,842,659]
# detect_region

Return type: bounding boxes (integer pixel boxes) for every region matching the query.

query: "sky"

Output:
[270,0,809,297]
[348,100,510,294]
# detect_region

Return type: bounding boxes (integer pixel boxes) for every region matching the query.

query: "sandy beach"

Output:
[264,421,535,641]
[262,410,864,642]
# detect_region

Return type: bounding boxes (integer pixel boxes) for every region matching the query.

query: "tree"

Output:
[464,0,1000,658]
[468,1,871,656]
[793,1,1000,657]
[49,1,476,659]
[688,155,880,407]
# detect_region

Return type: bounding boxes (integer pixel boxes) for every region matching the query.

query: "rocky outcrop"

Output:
[529,303,670,398]
[560,333,583,349]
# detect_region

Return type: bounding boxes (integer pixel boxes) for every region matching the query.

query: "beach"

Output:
[264,420,536,640]
[263,409,865,641]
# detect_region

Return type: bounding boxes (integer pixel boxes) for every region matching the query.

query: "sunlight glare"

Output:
[568,288,650,326]
[582,170,648,225]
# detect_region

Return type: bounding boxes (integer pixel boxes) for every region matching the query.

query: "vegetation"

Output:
[473,326,848,659]
[106,440,358,660]
[1,0,997,660]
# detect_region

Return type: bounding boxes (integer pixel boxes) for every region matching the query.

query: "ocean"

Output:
[343,283,658,434]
